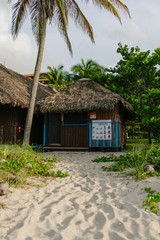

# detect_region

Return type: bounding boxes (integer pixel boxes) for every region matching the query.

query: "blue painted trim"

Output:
[96,140,99,147]
[89,122,92,148]
[43,124,46,146]
[109,140,112,148]
[103,140,105,147]
[92,121,115,124]
[62,124,88,126]
[115,122,119,148]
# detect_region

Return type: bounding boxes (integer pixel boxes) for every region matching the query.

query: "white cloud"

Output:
[1,0,160,74]
[0,5,36,74]
[107,22,148,42]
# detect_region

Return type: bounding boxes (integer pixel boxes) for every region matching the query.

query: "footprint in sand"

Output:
[44,229,57,238]
[102,203,115,220]
[125,203,140,219]
[109,232,126,240]
[108,192,116,199]
[93,211,106,229]
[131,219,140,236]
[109,182,117,188]
[39,208,51,222]
[86,177,95,185]
[58,215,75,230]
[94,231,104,239]
[113,200,126,210]
[111,220,125,232]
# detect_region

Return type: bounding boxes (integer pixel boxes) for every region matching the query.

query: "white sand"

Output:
[0,152,160,240]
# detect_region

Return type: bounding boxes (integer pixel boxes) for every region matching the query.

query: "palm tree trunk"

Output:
[23,19,47,145]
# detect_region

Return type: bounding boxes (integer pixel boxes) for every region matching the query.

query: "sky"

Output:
[0,0,160,74]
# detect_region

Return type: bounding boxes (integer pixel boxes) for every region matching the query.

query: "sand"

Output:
[0,151,160,240]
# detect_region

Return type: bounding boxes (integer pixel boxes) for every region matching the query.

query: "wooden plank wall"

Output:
[0,104,43,144]
[45,112,61,144]
[0,105,25,144]
[61,125,89,147]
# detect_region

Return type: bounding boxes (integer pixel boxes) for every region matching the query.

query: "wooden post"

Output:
[115,122,119,148]
[13,125,17,144]
[61,113,64,123]
[89,122,92,148]
[43,124,46,146]
[0,126,3,143]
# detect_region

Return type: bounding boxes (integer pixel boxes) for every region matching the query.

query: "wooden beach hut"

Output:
[0,64,54,144]
[38,78,133,150]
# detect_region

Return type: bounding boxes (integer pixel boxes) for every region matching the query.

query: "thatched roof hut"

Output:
[0,64,54,108]
[37,78,133,114]
[38,79,133,150]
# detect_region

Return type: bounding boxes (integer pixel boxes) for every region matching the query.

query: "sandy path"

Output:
[0,152,160,240]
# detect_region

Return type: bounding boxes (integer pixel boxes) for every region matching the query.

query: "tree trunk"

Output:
[23,19,47,145]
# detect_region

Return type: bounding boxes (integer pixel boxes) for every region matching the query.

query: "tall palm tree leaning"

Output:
[9,0,130,145]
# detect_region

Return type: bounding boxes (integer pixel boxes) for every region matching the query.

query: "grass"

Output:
[92,155,118,163]
[126,138,156,149]
[92,144,160,180]
[0,144,69,188]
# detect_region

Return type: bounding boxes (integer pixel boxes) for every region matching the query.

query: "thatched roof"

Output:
[0,64,55,108]
[37,78,133,113]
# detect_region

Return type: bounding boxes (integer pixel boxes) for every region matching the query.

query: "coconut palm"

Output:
[9,0,130,145]
[71,59,104,78]
[71,59,107,86]
[41,65,72,91]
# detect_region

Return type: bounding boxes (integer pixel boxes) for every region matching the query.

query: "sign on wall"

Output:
[92,120,112,140]
[90,112,96,119]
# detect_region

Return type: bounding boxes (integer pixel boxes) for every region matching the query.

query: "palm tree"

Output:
[71,59,104,78]
[41,65,72,91]
[71,59,107,86]
[9,0,130,145]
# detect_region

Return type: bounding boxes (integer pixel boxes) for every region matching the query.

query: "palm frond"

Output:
[92,0,122,23]
[12,0,31,37]
[110,0,130,17]
[54,0,72,54]
[30,1,40,43]
[67,0,94,43]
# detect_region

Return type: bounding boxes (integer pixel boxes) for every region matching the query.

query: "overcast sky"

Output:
[0,0,160,74]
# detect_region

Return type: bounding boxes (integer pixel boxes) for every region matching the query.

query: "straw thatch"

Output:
[37,78,133,113]
[0,64,55,108]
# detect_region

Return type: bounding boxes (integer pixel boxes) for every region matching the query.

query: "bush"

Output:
[0,145,68,187]
[94,144,160,179]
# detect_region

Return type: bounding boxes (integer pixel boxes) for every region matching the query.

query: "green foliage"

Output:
[107,43,160,142]
[98,144,160,180]
[126,138,151,148]
[71,59,107,86]
[92,155,118,162]
[142,188,160,214]
[40,65,74,91]
[0,145,68,187]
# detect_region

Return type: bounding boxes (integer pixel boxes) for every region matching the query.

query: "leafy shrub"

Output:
[142,187,160,214]
[94,144,160,179]
[0,145,68,187]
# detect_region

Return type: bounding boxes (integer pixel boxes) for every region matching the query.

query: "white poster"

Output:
[92,120,112,140]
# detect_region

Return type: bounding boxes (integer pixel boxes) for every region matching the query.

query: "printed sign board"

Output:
[92,120,112,140]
